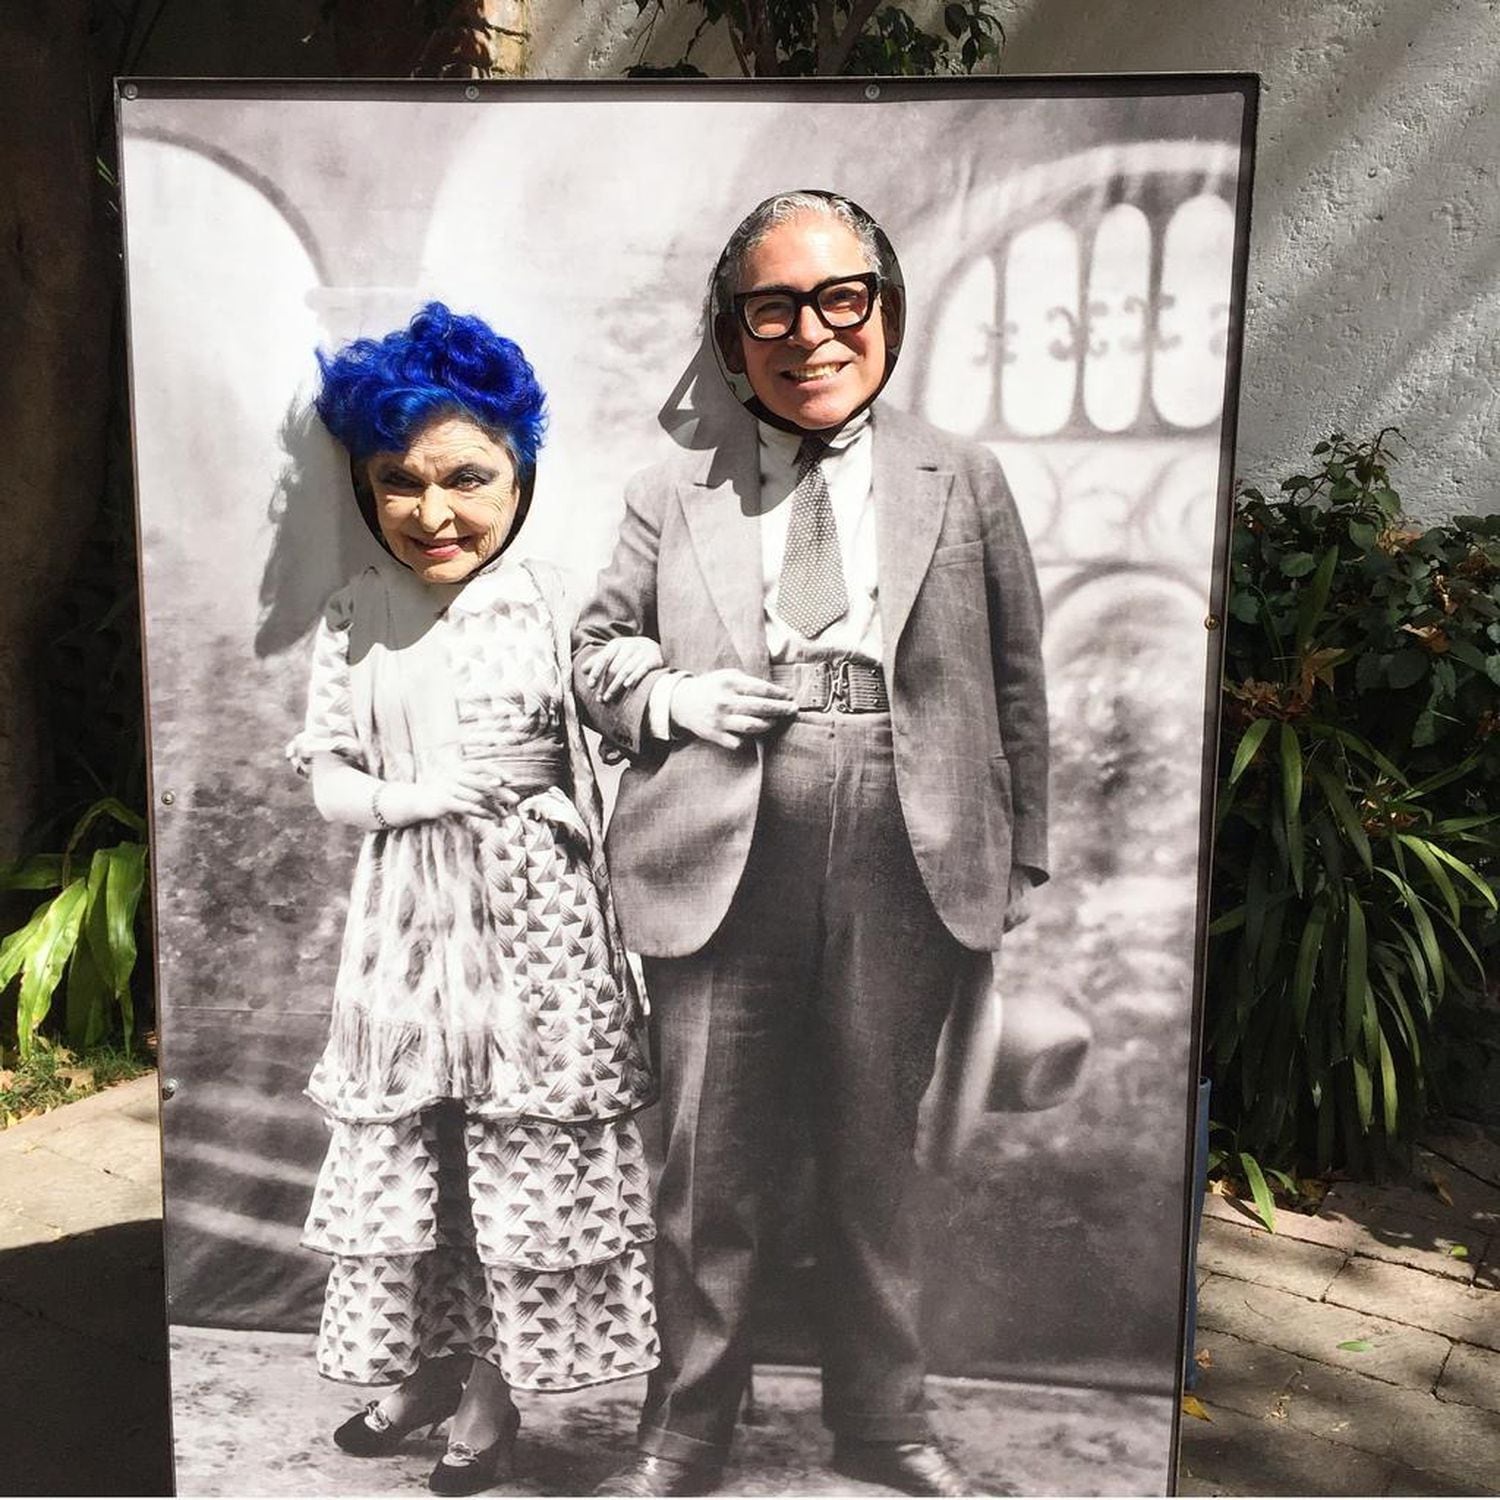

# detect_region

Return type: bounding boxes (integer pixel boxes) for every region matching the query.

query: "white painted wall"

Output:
[529,0,1500,523]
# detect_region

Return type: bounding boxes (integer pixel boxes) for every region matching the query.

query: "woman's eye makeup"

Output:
[447,467,495,490]
[374,466,420,491]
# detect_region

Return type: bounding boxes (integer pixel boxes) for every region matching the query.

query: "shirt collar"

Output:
[756,403,874,460]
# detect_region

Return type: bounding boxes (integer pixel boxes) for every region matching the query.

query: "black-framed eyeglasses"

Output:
[731,272,882,342]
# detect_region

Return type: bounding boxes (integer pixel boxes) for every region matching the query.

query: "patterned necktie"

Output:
[776,435,849,639]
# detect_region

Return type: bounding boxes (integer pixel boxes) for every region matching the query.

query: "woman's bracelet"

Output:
[371,783,392,831]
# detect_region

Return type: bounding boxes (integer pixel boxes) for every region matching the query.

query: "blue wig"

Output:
[314,302,547,478]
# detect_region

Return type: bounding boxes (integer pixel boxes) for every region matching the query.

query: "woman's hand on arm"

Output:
[310,754,517,830]
[580,635,665,704]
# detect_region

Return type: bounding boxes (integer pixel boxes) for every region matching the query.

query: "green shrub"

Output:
[1208,432,1500,1176]
[0,799,147,1060]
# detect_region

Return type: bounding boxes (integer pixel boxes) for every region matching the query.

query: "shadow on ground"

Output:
[0,1219,172,1496]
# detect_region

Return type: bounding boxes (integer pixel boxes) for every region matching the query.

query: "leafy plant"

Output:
[1207,433,1500,1176]
[629,0,1004,77]
[0,799,148,1061]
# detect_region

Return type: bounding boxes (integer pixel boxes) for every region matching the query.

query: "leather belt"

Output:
[770,659,890,714]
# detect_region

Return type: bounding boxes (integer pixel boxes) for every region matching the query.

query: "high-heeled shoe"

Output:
[333,1383,463,1457]
[427,1405,521,1495]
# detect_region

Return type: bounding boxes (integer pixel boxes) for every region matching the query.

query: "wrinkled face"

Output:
[365,415,520,584]
[733,212,888,432]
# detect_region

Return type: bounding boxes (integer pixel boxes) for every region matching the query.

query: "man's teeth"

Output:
[787,365,841,381]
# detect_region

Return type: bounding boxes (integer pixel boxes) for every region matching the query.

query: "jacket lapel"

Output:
[680,413,770,674]
[874,411,950,677]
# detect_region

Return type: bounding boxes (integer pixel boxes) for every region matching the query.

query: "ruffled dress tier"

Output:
[288,557,658,1392]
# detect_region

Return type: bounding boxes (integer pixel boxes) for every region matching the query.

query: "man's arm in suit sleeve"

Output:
[572,471,673,759]
[973,447,1050,883]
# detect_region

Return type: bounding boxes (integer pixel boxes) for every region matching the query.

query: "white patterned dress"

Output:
[289,558,658,1391]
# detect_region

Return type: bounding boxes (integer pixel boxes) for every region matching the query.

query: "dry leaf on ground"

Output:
[1181,1395,1213,1423]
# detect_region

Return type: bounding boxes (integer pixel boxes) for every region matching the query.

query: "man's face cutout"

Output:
[712,194,905,435]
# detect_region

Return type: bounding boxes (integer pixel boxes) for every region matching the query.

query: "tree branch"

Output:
[743,0,779,75]
[823,0,884,74]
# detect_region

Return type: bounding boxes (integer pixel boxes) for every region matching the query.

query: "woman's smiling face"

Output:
[733,211,888,433]
[366,414,520,583]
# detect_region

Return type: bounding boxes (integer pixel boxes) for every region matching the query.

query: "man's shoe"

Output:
[591,1453,723,1497]
[831,1439,976,1497]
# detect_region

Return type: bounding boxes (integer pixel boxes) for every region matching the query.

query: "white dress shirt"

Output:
[756,409,881,667]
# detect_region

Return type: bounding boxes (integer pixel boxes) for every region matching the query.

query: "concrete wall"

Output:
[530,0,1496,523]
[130,0,1497,521]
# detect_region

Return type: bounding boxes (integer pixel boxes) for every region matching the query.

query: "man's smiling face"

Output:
[733,212,887,433]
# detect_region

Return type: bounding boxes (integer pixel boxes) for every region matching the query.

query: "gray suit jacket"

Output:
[573,403,1049,958]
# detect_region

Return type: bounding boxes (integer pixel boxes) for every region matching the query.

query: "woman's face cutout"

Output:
[365,415,520,584]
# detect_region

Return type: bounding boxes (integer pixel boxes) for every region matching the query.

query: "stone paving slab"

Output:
[1203,1191,1485,1284]
[1196,1274,1452,1389]
[1184,1331,1303,1422]
[1423,1127,1500,1193]
[1438,1341,1500,1415]
[1358,1382,1500,1493]
[1324,1254,1500,1351]
[1176,1401,1394,1497]
[1376,1461,1494,1497]
[1323,1148,1500,1234]
[1197,1215,1348,1300]
[0,1137,162,1235]
[0,1074,162,1239]
[37,1090,165,1186]
[1476,1241,1500,1294]
[0,1286,171,1496]
[0,1217,166,1355]
[169,1328,1175,1497]
[0,1204,63,1250]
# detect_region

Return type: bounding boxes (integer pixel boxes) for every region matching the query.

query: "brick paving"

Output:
[3,1075,1499,1494]
[1181,1131,1500,1496]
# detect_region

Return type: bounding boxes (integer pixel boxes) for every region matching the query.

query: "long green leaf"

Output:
[1316,726,1408,785]
[1389,922,1433,1009]
[1396,835,1461,924]
[1427,901,1486,988]
[67,851,113,1047]
[1376,868,1445,1001]
[1239,1152,1277,1232]
[1280,723,1305,893]
[0,901,51,990]
[1375,974,1421,1062]
[65,938,110,1051]
[1351,1053,1374,1132]
[1208,905,1247,937]
[1344,889,1368,1052]
[1292,897,1329,1035]
[1421,840,1499,910]
[16,880,89,1059]
[1309,764,1372,871]
[1230,717,1274,785]
[1294,545,1340,654]
[65,795,148,850]
[102,842,147,997]
[0,855,65,891]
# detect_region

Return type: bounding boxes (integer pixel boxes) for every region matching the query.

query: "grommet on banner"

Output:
[160,789,176,806]
[122,83,138,100]
[161,1078,179,1100]
[864,83,880,101]
[464,85,479,100]
[1204,614,1222,631]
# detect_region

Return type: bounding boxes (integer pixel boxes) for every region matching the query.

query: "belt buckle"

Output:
[830,658,854,713]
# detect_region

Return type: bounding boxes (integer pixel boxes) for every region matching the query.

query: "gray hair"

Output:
[711,191,890,315]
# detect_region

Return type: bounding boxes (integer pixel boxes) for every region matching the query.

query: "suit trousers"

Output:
[637,711,976,1462]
